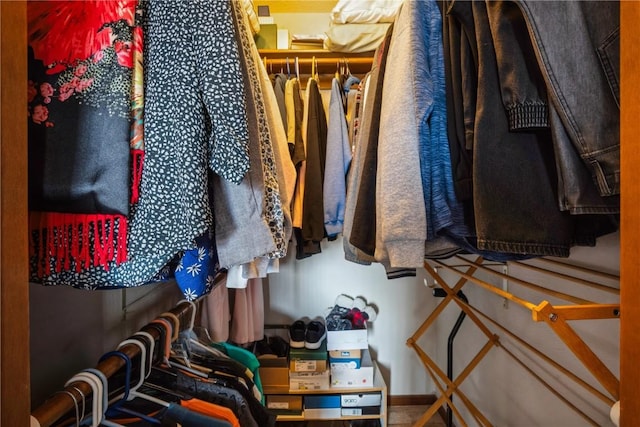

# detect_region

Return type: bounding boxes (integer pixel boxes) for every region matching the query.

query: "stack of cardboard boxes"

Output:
[289,340,330,390]
[327,327,373,388]
[259,324,380,419]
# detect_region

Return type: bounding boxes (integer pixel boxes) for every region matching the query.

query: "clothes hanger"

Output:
[177,299,197,334]
[158,314,180,342]
[149,318,173,366]
[144,323,168,366]
[64,372,102,427]
[100,349,163,425]
[117,338,170,408]
[295,56,300,81]
[70,386,87,426]
[151,315,209,378]
[52,389,81,427]
[82,369,125,427]
[98,351,131,403]
[132,331,156,378]
[65,370,125,427]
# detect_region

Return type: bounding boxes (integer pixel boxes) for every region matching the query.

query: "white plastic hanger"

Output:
[117,338,170,408]
[83,369,124,427]
[64,372,101,427]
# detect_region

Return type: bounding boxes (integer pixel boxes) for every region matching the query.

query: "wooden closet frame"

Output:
[1,2,638,425]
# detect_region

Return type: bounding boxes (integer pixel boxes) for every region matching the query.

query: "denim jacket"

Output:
[517,0,620,199]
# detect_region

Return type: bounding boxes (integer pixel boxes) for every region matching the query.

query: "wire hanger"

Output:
[65,370,125,427]
[177,299,197,334]
[52,389,82,427]
[64,372,102,427]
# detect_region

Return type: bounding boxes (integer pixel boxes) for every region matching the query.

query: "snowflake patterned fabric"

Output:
[174,234,221,301]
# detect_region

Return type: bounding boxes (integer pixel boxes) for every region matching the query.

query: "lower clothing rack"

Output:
[30,300,197,427]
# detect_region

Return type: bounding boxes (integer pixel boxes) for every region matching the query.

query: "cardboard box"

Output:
[304,393,342,418]
[254,24,278,49]
[290,358,328,373]
[258,356,289,393]
[327,328,368,351]
[266,395,303,411]
[289,340,327,360]
[304,394,341,409]
[340,392,382,407]
[341,407,381,416]
[329,349,362,359]
[330,349,374,388]
[289,369,330,391]
[304,408,342,418]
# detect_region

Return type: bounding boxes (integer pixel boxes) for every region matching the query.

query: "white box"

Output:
[304,408,342,418]
[327,328,368,351]
[330,350,374,388]
[289,369,330,391]
[277,29,289,49]
[341,407,381,416]
[340,392,382,407]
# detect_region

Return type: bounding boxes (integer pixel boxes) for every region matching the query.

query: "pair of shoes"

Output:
[289,318,327,350]
[253,335,290,358]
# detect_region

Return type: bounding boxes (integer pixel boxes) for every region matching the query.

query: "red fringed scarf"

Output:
[30,212,128,275]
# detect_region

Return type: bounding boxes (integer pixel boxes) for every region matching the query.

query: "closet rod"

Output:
[259,49,374,76]
[31,300,195,427]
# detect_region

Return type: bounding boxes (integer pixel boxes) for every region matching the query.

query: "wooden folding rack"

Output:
[406,255,620,427]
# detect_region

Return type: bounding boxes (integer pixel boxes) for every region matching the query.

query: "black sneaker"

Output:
[289,320,306,348]
[304,320,326,350]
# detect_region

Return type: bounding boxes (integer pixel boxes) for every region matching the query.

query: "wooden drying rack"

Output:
[406,255,620,427]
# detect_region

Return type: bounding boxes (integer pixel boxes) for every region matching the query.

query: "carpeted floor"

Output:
[388,405,446,426]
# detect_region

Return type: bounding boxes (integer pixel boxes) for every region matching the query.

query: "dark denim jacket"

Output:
[447,0,616,257]
[518,0,620,199]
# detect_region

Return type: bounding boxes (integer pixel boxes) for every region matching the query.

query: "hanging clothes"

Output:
[323,76,352,239]
[376,0,463,263]
[349,24,394,260]
[27,0,138,277]
[343,74,375,266]
[31,0,251,288]
[299,77,328,256]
